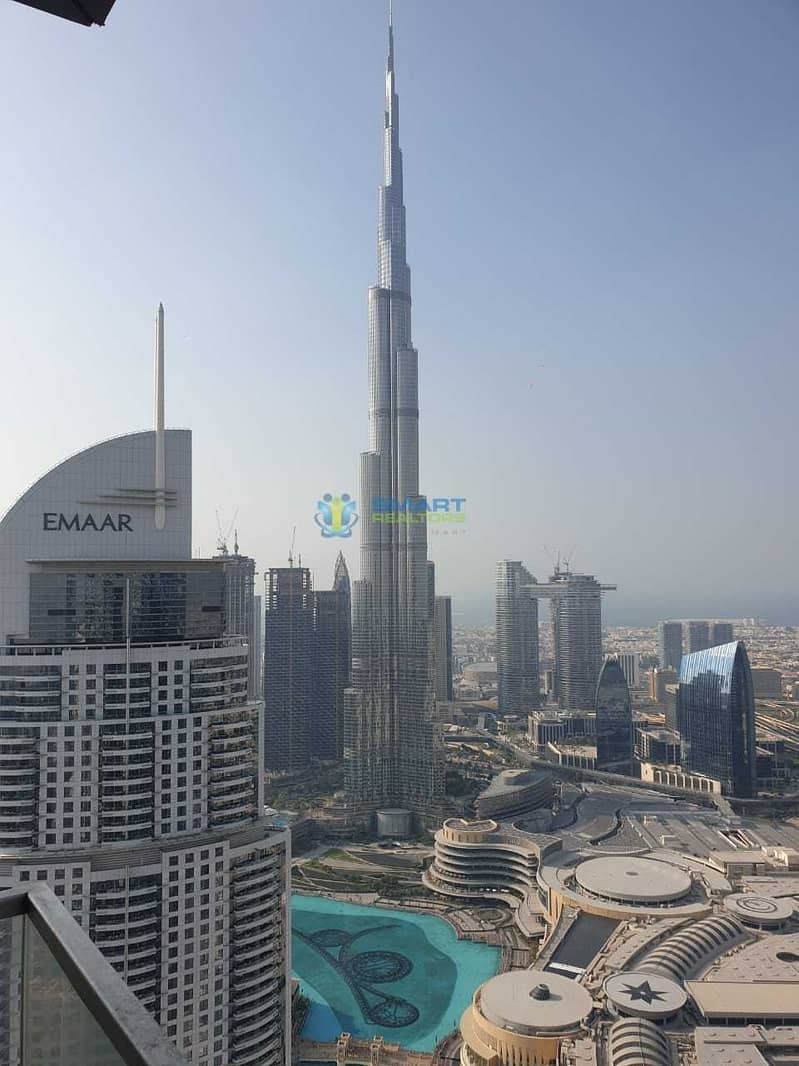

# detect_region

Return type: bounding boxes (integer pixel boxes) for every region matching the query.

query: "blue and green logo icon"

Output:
[315,493,359,538]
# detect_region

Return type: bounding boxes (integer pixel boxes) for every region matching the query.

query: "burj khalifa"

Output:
[344,12,444,826]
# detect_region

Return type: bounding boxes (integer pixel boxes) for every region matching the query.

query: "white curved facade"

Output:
[0,426,289,1066]
[423,818,556,903]
[0,429,191,644]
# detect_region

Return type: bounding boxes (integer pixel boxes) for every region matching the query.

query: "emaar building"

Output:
[0,307,290,1066]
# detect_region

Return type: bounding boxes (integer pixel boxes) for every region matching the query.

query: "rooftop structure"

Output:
[574,856,692,904]
[480,970,593,1035]
[695,1027,799,1066]
[607,1019,670,1066]
[686,982,799,1024]
[721,892,794,928]
[459,970,593,1066]
[603,970,687,1022]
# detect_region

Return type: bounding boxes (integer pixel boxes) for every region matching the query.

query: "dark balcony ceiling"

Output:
[11,0,117,26]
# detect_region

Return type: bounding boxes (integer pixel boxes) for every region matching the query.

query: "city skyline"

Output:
[2,0,798,626]
[3,6,799,1066]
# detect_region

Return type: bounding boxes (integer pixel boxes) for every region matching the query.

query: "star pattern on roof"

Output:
[620,980,667,1005]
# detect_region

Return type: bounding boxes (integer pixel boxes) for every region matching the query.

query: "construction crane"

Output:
[215,509,239,556]
[288,525,296,567]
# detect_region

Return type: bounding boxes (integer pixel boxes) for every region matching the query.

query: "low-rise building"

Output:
[459,970,594,1066]
[634,727,681,766]
[751,666,783,698]
[639,763,723,793]
[474,769,554,821]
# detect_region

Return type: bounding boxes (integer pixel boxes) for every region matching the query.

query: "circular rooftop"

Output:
[575,856,692,904]
[723,893,794,926]
[604,971,687,1020]
[479,970,593,1035]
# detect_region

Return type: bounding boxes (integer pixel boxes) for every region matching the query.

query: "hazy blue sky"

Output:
[2,0,797,625]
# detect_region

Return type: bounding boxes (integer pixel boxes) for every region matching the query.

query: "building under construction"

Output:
[216,538,259,698]
[264,566,314,772]
[264,556,352,772]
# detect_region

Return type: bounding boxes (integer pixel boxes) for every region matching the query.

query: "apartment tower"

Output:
[495,561,540,715]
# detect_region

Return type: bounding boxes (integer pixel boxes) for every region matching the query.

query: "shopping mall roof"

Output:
[604,970,687,1020]
[723,892,794,926]
[575,855,692,903]
[479,970,593,1034]
[687,982,799,1021]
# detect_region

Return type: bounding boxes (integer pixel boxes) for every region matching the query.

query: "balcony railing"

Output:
[0,884,186,1065]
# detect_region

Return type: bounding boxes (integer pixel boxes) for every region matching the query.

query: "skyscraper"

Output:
[615,651,640,690]
[711,621,734,646]
[311,552,352,761]
[495,561,540,715]
[686,619,711,654]
[264,566,314,773]
[253,592,263,695]
[677,641,757,797]
[528,566,616,711]
[595,655,633,772]
[0,307,290,1066]
[658,621,683,671]
[344,14,444,825]
[434,595,454,703]
[217,539,259,698]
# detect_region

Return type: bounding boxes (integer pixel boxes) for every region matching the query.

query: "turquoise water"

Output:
[292,895,500,1051]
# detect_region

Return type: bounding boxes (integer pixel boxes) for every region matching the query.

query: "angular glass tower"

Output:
[595,655,633,772]
[344,15,444,824]
[677,640,757,797]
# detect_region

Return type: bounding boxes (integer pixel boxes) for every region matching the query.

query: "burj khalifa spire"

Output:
[344,9,444,827]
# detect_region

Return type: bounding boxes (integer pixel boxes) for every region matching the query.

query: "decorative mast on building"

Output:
[344,7,444,827]
[153,302,166,531]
